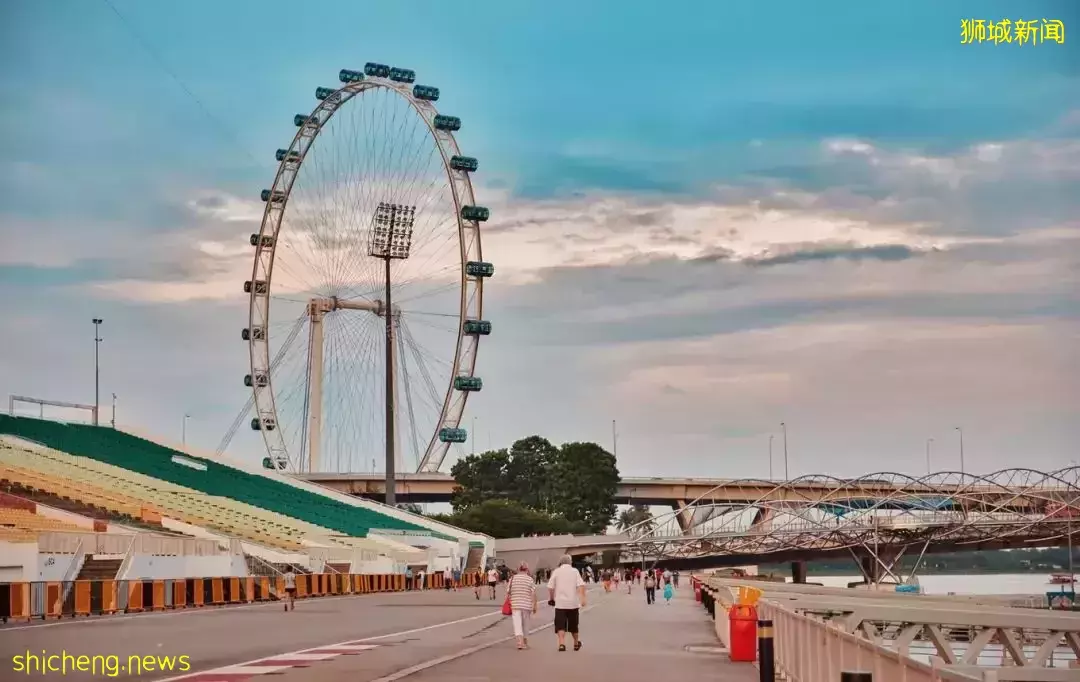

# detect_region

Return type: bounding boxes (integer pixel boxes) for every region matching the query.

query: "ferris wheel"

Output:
[242,63,493,477]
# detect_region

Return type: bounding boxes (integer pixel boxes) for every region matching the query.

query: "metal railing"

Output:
[702,576,1080,682]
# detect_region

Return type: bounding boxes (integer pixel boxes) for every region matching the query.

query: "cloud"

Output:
[1,132,1077,479]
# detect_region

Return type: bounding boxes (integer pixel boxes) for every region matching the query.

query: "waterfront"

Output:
[807,573,1067,596]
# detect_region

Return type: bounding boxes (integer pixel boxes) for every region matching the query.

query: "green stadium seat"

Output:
[0,415,447,541]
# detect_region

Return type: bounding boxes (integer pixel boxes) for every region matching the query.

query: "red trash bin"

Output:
[728,604,758,662]
[694,583,702,602]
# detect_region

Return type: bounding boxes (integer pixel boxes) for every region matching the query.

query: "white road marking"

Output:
[368,603,601,682]
[152,608,506,682]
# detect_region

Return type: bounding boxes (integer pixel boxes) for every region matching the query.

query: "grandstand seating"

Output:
[0,506,84,533]
[0,415,440,541]
[0,438,424,561]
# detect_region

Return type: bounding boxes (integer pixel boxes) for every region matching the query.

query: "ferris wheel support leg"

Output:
[307,307,325,474]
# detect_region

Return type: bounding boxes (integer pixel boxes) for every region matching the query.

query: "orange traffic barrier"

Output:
[101,580,118,614]
[0,570,490,623]
[45,582,63,618]
[127,580,144,613]
[173,580,186,608]
[10,582,31,621]
[74,581,91,616]
[152,580,166,611]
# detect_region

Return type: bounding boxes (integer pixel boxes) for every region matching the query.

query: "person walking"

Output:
[452,566,461,591]
[405,566,414,590]
[547,554,586,652]
[443,565,453,591]
[486,565,500,600]
[644,571,656,605]
[508,562,538,650]
[282,568,297,611]
[663,579,674,605]
[474,567,484,600]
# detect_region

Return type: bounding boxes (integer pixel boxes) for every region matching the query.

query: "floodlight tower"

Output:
[92,318,103,425]
[369,202,415,507]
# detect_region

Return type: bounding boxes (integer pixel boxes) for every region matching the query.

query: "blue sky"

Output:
[1,0,1078,479]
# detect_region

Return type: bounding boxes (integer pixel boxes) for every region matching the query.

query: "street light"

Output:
[369,202,414,507]
[955,427,965,475]
[926,437,934,475]
[92,319,103,426]
[780,422,789,480]
[182,413,191,447]
[111,393,117,428]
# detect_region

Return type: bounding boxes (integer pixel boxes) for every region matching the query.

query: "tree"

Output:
[550,441,620,533]
[446,435,621,535]
[617,504,654,538]
[449,449,511,511]
[506,436,558,511]
[396,502,424,515]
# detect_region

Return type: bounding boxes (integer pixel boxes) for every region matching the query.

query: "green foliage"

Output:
[550,442,619,533]
[429,499,590,539]
[447,435,621,535]
[449,449,512,510]
[617,504,654,537]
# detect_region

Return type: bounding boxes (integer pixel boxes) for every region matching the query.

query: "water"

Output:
[807,572,1059,596]
[801,573,1077,668]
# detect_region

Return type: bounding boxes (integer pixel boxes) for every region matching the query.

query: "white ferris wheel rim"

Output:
[245,72,485,475]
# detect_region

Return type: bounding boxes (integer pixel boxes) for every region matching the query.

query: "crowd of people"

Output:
[468,557,682,651]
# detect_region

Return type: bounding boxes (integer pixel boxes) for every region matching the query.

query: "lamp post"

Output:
[955,426,965,474]
[612,420,618,459]
[111,393,117,428]
[182,413,190,447]
[92,318,103,425]
[925,437,934,475]
[369,202,414,507]
[780,422,789,480]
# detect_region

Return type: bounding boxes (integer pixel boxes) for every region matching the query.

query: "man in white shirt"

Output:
[546,554,586,651]
[486,566,500,600]
[443,566,453,591]
[282,569,296,612]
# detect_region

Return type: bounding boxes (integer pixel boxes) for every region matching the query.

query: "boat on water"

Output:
[1048,573,1076,585]
[847,575,922,593]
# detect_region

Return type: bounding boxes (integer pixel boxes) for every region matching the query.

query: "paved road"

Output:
[1,583,756,681]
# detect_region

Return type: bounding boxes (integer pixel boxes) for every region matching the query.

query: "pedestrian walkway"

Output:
[405,584,757,681]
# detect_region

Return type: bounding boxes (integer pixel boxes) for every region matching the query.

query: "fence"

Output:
[0,570,458,623]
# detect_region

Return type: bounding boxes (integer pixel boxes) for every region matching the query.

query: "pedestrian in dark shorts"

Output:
[486,567,500,600]
[546,554,586,651]
[283,569,297,612]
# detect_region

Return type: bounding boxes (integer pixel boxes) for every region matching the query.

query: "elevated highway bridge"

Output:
[300,469,1077,533]
[302,472,983,507]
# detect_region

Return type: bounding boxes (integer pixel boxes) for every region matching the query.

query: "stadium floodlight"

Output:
[92,319,103,426]
[369,203,415,506]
